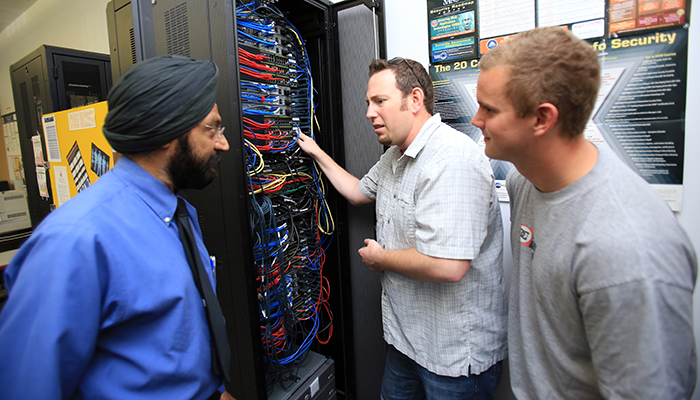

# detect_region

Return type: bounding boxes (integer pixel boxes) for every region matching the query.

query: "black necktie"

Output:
[175,197,231,382]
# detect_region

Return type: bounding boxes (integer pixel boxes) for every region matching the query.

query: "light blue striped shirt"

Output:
[359,114,507,377]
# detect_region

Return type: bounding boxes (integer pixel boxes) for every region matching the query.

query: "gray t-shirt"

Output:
[507,144,697,399]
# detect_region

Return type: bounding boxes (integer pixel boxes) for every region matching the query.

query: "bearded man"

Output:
[0,55,235,400]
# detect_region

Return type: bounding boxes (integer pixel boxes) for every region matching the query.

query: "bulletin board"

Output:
[427,0,691,210]
[41,101,113,208]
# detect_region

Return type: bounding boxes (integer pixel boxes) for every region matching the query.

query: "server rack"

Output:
[106,0,141,83]
[107,0,387,399]
[9,46,111,227]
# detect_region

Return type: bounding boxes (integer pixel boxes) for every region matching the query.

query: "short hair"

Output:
[369,58,434,115]
[478,27,600,138]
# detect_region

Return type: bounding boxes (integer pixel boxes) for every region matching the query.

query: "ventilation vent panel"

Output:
[164,2,190,57]
[20,82,32,138]
[129,27,136,64]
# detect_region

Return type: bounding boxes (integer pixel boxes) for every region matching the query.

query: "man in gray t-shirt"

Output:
[471,27,697,399]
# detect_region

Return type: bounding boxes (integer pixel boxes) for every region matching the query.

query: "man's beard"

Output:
[168,134,221,191]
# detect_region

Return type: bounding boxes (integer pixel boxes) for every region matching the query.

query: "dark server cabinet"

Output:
[108,1,386,398]
[106,0,141,83]
[9,46,111,227]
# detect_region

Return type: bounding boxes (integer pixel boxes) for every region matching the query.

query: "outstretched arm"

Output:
[298,133,372,206]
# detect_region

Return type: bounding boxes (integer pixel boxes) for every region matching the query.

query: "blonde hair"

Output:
[479,27,600,138]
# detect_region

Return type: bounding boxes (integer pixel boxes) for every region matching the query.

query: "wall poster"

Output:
[428,0,478,63]
[426,0,690,210]
[41,101,113,208]
[610,0,687,34]
[2,113,25,190]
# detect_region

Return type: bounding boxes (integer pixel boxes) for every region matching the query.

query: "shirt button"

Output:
[393,194,396,199]
[164,217,171,223]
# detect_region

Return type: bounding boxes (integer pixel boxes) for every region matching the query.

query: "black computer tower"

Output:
[107,1,387,398]
[9,45,112,227]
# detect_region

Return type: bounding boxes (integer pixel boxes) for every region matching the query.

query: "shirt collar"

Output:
[112,156,178,225]
[403,113,442,158]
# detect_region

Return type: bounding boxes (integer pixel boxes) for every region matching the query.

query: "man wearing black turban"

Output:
[0,56,235,400]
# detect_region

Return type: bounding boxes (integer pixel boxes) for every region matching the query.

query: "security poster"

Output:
[429,26,689,209]
[428,0,478,63]
[590,28,687,210]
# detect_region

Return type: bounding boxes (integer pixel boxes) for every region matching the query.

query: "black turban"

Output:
[103,55,219,153]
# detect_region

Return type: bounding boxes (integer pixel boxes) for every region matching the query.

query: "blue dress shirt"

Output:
[0,157,222,399]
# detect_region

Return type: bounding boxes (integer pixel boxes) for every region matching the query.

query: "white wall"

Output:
[0,0,112,115]
[384,0,700,398]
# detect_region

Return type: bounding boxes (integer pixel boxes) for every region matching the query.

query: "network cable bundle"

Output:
[235,0,335,393]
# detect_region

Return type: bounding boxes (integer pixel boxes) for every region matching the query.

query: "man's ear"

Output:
[161,134,182,151]
[533,103,559,137]
[155,136,180,162]
[410,87,424,113]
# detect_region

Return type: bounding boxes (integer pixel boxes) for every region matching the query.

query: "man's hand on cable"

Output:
[297,132,322,158]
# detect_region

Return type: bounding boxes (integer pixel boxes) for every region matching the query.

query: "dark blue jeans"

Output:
[380,345,503,400]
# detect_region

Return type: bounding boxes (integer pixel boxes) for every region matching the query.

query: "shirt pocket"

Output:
[375,186,416,249]
[393,191,416,246]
